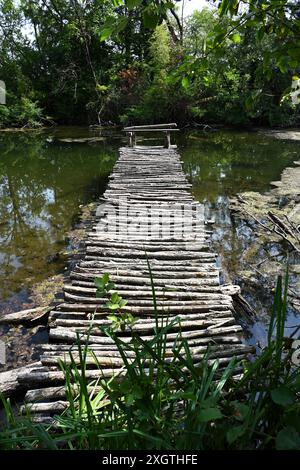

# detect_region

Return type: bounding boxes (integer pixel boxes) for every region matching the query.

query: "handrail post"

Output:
[124,124,178,148]
[164,130,171,148]
[128,131,133,147]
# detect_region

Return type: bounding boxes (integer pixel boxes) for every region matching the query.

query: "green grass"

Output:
[0,270,300,450]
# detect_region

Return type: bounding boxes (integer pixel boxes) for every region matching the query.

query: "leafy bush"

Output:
[0,96,44,128]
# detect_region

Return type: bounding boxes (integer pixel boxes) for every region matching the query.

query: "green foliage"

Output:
[94,273,132,331]
[94,272,115,297]
[0,1,299,127]
[0,96,44,128]
[215,0,300,74]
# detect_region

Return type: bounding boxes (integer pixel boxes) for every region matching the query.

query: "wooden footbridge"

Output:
[7,124,252,421]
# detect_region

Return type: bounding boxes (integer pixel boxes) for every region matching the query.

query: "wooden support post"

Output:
[164,130,171,148]
[124,124,178,148]
[128,132,133,147]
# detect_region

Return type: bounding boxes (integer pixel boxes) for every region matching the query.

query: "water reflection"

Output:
[0,130,118,308]
[179,130,300,345]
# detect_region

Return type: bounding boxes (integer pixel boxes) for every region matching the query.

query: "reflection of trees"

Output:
[178,130,300,345]
[0,132,117,302]
[180,130,299,201]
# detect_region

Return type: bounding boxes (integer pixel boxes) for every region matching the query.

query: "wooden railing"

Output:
[124,123,179,148]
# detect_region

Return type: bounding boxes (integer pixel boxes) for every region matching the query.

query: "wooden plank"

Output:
[124,123,177,130]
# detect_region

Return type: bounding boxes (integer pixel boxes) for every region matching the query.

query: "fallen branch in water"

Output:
[0,306,50,325]
[268,211,300,253]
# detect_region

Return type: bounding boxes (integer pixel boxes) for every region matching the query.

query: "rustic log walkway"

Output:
[18,142,252,422]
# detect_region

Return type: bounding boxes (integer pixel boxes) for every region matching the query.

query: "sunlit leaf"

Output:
[181,76,189,89]
[231,33,241,43]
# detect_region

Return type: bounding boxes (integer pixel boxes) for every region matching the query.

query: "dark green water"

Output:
[0,127,119,311]
[179,130,300,345]
[0,127,299,345]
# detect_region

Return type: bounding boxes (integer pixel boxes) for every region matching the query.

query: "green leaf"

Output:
[276,427,300,450]
[100,27,114,42]
[126,0,142,10]
[226,425,245,445]
[231,33,241,44]
[256,27,265,41]
[181,76,189,89]
[96,290,105,298]
[198,407,223,422]
[271,386,294,406]
[106,282,116,291]
[115,16,129,34]
[111,292,119,303]
[142,7,160,29]
[284,410,300,433]
[107,315,118,322]
[99,16,128,41]
[107,302,120,311]
[99,17,116,41]
[94,278,104,289]
[214,33,226,46]
[233,402,249,421]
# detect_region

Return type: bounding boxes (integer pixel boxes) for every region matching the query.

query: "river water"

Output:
[0,127,299,349]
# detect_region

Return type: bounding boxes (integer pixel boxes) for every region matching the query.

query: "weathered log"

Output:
[63,284,230,300]
[55,301,232,314]
[39,335,242,355]
[77,262,218,273]
[71,280,221,291]
[40,344,253,368]
[49,324,243,344]
[49,309,232,322]
[0,362,42,397]
[0,306,50,325]
[25,386,66,403]
[51,315,236,333]
[22,400,68,414]
[86,241,208,251]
